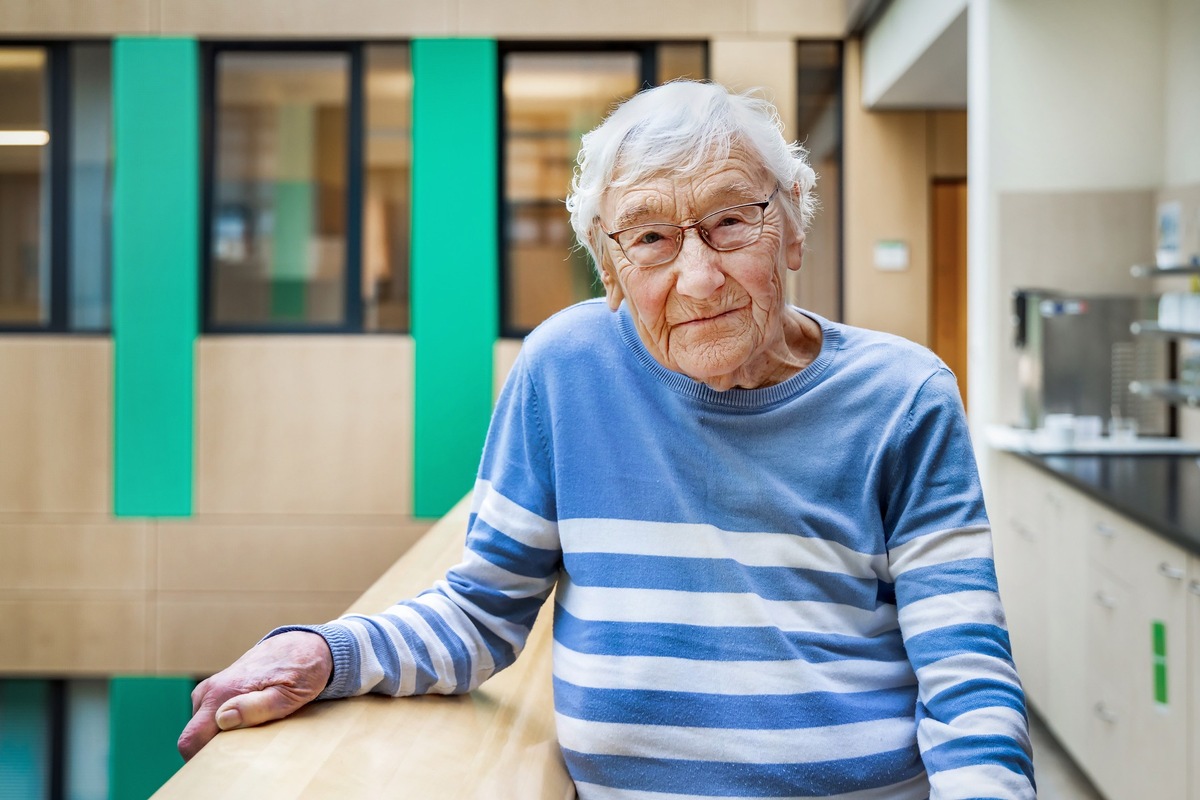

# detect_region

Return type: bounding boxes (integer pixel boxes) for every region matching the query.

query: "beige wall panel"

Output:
[196,337,413,516]
[0,0,151,34]
[843,41,930,345]
[456,0,749,37]
[156,518,430,593]
[0,521,149,591]
[750,0,846,36]
[710,38,798,142]
[155,594,358,675]
[494,339,524,401]
[930,111,967,178]
[0,596,147,673]
[159,0,450,37]
[0,340,111,514]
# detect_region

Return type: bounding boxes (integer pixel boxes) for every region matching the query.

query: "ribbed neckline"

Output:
[616,303,842,409]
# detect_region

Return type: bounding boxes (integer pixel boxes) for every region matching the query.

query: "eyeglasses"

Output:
[602,188,778,268]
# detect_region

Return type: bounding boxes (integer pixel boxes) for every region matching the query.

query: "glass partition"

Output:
[500,43,707,336]
[209,50,350,328]
[69,43,113,331]
[363,43,411,332]
[0,47,49,326]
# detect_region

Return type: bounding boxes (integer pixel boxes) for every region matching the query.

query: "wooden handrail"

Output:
[155,497,574,799]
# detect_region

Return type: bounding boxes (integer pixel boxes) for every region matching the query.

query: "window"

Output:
[0,43,112,333]
[792,41,843,322]
[499,43,707,337]
[204,43,410,333]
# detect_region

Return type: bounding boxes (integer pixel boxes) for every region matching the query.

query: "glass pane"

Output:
[0,679,50,799]
[656,42,707,84]
[363,44,410,333]
[70,44,113,332]
[0,47,49,326]
[210,51,349,327]
[793,41,843,321]
[65,680,108,800]
[503,52,640,335]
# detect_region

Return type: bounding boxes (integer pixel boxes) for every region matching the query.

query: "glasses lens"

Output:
[700,204,765,251]
[617,225,681,266]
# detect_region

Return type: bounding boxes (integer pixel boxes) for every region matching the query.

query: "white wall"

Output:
[1165,0,1200,185]
[987,0,1165,193]
[969,0,1173,436]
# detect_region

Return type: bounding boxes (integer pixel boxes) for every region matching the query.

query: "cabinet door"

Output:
[1083,564,1134,797]
[991,456,1049,708]
[1189,557,1200,800]
[1042,485,1088,754]
[1085,518,1189,800]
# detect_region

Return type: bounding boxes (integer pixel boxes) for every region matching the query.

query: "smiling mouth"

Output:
[679,308,740,327]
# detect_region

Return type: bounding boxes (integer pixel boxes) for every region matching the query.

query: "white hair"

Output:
[565,80,818,275]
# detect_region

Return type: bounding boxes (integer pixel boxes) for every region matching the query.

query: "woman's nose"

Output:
[673,229,726,298]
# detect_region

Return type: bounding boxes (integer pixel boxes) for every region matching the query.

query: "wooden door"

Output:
[930,179,968,408]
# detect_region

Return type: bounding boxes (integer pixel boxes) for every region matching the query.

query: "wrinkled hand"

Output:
[178,630,333,761]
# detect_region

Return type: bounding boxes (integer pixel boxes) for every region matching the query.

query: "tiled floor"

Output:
[1029,709,1105,799]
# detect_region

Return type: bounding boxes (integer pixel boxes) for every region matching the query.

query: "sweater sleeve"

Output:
[883,367,1035,799]
[273,351,561,700]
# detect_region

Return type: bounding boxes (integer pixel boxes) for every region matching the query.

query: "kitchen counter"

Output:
[1013,452,1200,557]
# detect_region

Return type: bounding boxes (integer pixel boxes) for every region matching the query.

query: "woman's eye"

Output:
[635,231,664,245]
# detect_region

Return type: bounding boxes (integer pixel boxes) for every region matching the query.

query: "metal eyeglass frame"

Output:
[601,188,779,267]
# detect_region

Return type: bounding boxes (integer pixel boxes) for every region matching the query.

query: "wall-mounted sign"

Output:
[874,239,909,271]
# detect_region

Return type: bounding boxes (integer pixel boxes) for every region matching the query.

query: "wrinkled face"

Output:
[597,147,804,387]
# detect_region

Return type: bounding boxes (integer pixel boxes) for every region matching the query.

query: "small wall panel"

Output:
[0,0,152,34]
[159,0,451,37]
[155,518,429,594]
[195,337,414,516]
[0,596,149,673]
[749,0,846,36]
[154,595,359,674]
[0,340,111,514]
[0,521,149,591]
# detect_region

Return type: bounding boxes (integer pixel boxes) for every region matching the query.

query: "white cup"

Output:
[1041,413,1076,449]
[1073,415,1102,444]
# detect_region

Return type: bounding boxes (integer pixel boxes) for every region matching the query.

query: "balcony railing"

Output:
[154,497,573,799]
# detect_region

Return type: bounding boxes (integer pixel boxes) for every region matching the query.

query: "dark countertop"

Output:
[1015,452,1200,557]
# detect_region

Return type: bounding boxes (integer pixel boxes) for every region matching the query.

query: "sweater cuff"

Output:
[263,623,361,701]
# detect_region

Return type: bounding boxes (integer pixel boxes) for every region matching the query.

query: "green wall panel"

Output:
[411,39,499,517]
[108,677,192,800]
[112,38,199,517]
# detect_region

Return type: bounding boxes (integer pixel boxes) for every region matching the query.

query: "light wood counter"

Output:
[154,498,574,799]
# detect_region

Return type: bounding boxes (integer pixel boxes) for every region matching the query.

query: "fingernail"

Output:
[216,708,242,731]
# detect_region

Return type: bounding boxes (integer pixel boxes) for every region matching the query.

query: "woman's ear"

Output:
[786,181,805,273]
[600,262,624,310]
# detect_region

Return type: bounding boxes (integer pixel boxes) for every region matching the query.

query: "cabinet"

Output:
[990,453,1193,799]
[1190,559,1200,800]
[1130,263,1200,408]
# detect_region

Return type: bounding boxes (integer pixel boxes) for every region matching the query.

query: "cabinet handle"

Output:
[1094,702,1118,723]
[1094,591,1117,609]
[1093,521,1116,538]
[1158,562,1186,581]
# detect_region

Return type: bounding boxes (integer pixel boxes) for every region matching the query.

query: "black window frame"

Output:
[496,40,709,339]
[200,40,368,335]
[0,40,102,335]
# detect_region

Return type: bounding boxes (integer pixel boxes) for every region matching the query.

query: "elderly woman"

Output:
[181,81,1034,798]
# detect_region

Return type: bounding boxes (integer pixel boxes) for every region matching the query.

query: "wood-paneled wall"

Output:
[0,0,849,38]
[0,336,429,675]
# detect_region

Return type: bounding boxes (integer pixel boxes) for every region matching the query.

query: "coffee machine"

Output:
[1011,289,1169,435]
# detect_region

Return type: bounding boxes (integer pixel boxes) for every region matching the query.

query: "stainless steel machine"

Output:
[1011,289,1169,434]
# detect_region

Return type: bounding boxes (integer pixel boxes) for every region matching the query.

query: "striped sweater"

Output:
[298,300,1035,799]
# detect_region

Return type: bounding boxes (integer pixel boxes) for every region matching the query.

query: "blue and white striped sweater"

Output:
[305,300,1034,799]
